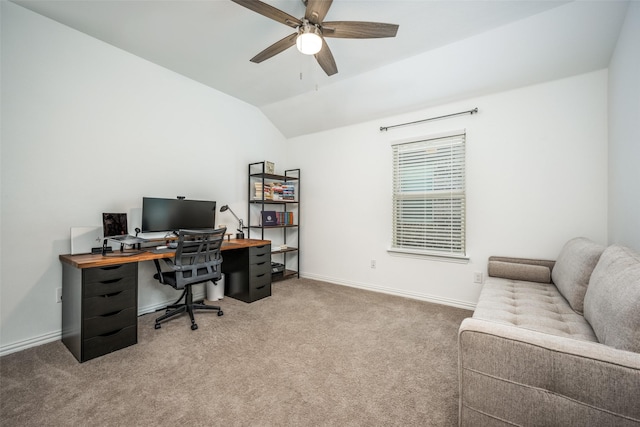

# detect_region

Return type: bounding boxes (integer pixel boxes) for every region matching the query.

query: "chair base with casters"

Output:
[154,283,224,330]
[152,228,226,331]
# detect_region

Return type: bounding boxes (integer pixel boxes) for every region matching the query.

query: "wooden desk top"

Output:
[59,239,271,269]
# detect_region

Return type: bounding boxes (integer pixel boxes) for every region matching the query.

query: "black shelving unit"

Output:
[248,162,300,281]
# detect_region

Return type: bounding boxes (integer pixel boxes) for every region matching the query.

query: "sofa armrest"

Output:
[458,317,640,426]
[488,256,555,283]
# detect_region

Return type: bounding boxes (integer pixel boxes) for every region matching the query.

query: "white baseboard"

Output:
[300,273,477,311]
[0,330,61,358]
[0,293,206,357]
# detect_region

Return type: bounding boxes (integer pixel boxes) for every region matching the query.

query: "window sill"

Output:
[387,247,470,264]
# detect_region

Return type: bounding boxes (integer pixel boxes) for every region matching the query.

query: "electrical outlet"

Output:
[56,287,63,303]
[473,272,483,284]
[370,259,376,269]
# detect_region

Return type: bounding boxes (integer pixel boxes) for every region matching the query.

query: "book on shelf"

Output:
[282,184,295,200]
[253,182,296,201]
[254,182,263,199]
[259,211,294,226]
[254,182,273,200]
[261,211,278,226]
[275,211,294,226]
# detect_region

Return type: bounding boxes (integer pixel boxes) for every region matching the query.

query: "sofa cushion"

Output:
[584,244,640,353]
[551,237,605,314]
[473,279,597,342]
[488,260,552,283]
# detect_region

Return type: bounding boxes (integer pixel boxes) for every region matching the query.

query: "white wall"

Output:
[0,2,287,354]
[608,1,640,251]
[288,70,609,308]
[2,0,630,356]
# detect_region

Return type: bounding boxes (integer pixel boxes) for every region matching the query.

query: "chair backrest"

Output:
[171,228,226,289]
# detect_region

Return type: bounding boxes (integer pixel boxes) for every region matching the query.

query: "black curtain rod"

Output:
[380,107,478,132]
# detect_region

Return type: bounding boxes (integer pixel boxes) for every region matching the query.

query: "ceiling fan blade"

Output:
[250,32,298,63]
[322,21,399,39]
[305,0,333,25]
[314,39,338,76]
[231,0,302,29]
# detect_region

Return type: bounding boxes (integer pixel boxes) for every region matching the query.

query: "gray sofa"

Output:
[458,237,640,426]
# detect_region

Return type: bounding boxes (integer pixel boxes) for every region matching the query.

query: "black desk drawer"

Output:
[84,275,136,298]
[249,250,271,264]
[220,243,271,303]
[249,245,271,264]
[84,264,136,284]
[83,325,137,361]
[83,306,137,339]
[84,289,136,317]
[251,274,271,301]
[252,270,271,288]
[249,260,271,276]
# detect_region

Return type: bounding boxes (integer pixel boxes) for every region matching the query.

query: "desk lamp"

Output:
[220,205,245,239]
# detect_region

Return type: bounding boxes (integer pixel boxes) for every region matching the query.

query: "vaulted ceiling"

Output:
[12,0,630,137]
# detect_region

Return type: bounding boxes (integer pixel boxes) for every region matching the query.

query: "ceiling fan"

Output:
[231,0,399,76]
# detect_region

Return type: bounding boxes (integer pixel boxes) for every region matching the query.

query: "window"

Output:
[391,132,466,258]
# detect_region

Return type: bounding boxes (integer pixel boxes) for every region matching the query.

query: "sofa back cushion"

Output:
[584,244,640,353]
[551,237,605,314]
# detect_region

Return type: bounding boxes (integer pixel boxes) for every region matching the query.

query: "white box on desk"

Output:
[70,226,103,254]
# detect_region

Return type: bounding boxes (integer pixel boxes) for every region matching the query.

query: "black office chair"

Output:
[153,228,226,330]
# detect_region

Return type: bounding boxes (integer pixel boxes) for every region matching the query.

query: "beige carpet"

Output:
[0,278,471,426]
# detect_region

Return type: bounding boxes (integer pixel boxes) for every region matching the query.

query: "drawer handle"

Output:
[256,273,265,278]
[101,265,123,271]
[99,328,124,337]
[256,262,266,266]
[100,278,123,285]
[101,291,123,298]
[255,254,266,258]
[101,309,124,318]
[256,285,266,290]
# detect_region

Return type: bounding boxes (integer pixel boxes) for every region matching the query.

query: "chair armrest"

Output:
[458,318,640,425]
[488,256,555,283]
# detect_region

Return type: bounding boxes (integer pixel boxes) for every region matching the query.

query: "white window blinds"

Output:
[391,133,466,257]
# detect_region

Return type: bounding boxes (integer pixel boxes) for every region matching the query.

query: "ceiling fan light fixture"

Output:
[296,22,322,55]
[231,0,399,76]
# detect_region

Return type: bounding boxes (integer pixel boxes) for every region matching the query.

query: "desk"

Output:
[59,239,271,362]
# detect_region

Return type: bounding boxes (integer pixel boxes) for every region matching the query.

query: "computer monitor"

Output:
[141,197,216,233]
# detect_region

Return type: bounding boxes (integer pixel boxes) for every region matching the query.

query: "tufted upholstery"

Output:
[459,242,640,427]
[472,278,597,342]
